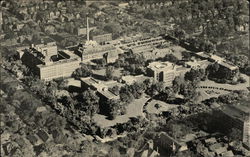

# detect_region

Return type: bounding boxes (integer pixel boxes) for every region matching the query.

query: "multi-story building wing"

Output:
[0,10,2,32]
[123,36,165,50]
[19,38,81,81]
[147,61,177,86]
[243,114,250,150]
[215,101,250,150]
[78,43,122,63]
[147,61,188,86]
[38,57,80,80]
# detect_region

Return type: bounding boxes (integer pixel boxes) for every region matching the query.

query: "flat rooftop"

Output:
[186,60,211,68]
[121,75,151,85]
[219,61,238,70]
[148,61,175,71]
[221,100,250,121]
[80,77,123,100]
[195,52,210,59]
[84,44,117,55]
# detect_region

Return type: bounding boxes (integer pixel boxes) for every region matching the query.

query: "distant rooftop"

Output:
[195,51,210,59]
[33,37,56,45]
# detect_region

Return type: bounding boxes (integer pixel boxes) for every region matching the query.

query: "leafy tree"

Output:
[20,24,31,35]
[105,66,114,80]
[146,82,164,97]
[179,81,198,101]
[172,76,182,94]
[182,51,191,60]
[171,124,182,139]
[64,22,75,34]
[107,99,125,120]
[45,113,67,132]
[206,63,219,76]
[119,86,134,103]
[94,58,106,67]
[104,23,121,39]
[174,28,187,41]
[217,90,247,104]
[81,89,100,117]
[143,78,153,89]
[54,78,69,90]
[227,55,249,70]
[80,140,94,156]
[129,82,146,99]
[72,64,92,78]
[109,85,120,96]
[163,54,179,63]
[205,41,216,53]
[4,31,16,40]
[245,65,250,76]
[108,147,121,157]
[158,87,175,102]
[144,12,155,20]
[185,68,206,82]
[32,32,41,42]
[229,128,242,141]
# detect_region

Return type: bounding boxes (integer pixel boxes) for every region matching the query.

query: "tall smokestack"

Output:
[86,16,89,41]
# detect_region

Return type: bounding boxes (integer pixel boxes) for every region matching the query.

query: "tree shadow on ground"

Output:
[68,85,82,93]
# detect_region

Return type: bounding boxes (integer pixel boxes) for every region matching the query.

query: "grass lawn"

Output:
[93,95,150,128]
[93,68,123,78]
[197,74,249,101]
[169,45,186,60]
[67,78,81,88]
[196,88,230,101]
[146,100,179,115]
[198,74,249,91]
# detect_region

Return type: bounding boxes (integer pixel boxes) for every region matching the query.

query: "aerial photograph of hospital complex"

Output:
[0,0,249,156]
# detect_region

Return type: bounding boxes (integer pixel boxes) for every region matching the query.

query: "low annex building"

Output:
[193,52,238,72]
[80,77,122,101]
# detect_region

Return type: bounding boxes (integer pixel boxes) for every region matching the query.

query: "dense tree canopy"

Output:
[72,64,92,78]
[81,89,100,117]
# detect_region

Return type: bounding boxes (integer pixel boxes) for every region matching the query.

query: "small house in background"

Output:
[27,134,38,145]
[37,130,49,142]
[136,140,160,157]
[118,2,129,8]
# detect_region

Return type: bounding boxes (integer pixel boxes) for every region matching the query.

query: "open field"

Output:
[197,74,249,101]
[67,78,81,87]
[93,68,123,78]
[146,99,179,115]
[93,95,149,128]
[197,88,230,101]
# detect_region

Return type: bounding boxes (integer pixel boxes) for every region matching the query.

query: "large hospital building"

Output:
[147,61,188,86]
[19,38,81,80]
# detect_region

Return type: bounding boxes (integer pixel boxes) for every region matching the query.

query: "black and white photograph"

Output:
[0,0,249,156]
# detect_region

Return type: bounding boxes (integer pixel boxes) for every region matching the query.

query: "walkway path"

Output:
[198,74,249,91]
